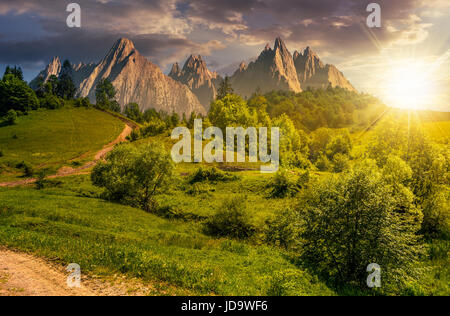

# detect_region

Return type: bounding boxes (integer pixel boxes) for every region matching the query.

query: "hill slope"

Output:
[0,107,125,181]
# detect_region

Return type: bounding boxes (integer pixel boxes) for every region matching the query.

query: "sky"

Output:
[0,0,449,111]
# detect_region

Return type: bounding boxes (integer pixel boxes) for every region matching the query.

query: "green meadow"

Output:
[0,107,124,182]
[0,97,448,296]
[0,174,333,296]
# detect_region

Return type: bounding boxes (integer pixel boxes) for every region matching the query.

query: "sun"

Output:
[383,63,436,110]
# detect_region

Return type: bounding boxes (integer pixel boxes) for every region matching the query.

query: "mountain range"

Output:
[31,37,356,115]
[30,38,205,116]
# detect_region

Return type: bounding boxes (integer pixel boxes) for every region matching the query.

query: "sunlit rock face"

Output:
[169,55,222,110]
[230,37,302,98]
[293,47,356,92]
[31,38,206,116]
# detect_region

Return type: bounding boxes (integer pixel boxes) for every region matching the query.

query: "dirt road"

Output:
[0,124,133,188]
[0,248,154,296]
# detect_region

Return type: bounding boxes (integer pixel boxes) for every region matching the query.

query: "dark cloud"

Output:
[0,0,446,81]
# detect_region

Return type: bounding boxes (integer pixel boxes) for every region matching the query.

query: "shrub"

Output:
[204,196,256,239]
[40,94,64,109]
[35,170,62,190]
[74,97,92,108]
[299,162,424,291]
[421,190,450,239]
[142,119,167,137]
[186,183,211,196]
[0,74,39,115]
[265,209,301,249]
[315,154,331,171]
[4,109,17,125]
[268,169,299,198]
[126,129,141,142]
[0,149,3,157]
[189,167,239,184]
[92,143,174,212]
[332,153,350,173]
[16,161,33,177]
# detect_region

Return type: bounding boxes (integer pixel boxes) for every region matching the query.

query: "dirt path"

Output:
[0,248,155,296]
[0,124,133,188]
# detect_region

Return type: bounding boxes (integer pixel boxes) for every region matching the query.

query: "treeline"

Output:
[250,87,386,132]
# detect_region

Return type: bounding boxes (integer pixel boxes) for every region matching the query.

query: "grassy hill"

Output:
[0,107,124,182]
[0,104,448,296]
[0,175,334,296]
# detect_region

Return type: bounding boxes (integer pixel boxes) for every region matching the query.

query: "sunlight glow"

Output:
[382,62,437,110]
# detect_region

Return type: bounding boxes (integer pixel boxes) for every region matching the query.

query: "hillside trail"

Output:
[0,122,133,188]
[0,248,154,296]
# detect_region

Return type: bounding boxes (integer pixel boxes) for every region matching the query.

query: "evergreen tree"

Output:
[3,66,24,81]
[217,76,234,100]
[95,78,118,111]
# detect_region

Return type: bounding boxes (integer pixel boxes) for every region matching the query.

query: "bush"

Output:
[421,190,450,239]
[0,74,39,115]
[186,183,211,196]
[299,162,424,292]
[142,119,167,137]
[16,161,33,177]
[189,167,239,184]
[265,209,301,249]
[315,154,331,171]
[74,97,92,108]
[92,143,174,212]
[35,170,62,190]
[204,196,256,239]
[40,94,64,109]
[3,109,17,125]
[332,153,350,173]
[268,169,300,198]
[0,149,3,157]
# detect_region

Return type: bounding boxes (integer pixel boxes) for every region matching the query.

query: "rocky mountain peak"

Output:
[293,46,355,92]
[169,54,222,109]
[32,38,205,116]
[274,37,289,54]
[169,62,181,78]
[230,37,301,97]
[105,38,137,64]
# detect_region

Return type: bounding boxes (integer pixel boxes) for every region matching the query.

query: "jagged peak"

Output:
[293,50,300,60]
[239,61,247,71]
[107,38,137,61]
[114,38,135,49]
[169,62,181,77]
[274,37,288,52]
[264,43,271,51]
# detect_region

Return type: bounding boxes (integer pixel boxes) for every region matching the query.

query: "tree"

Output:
[3,66,24,81]
[47,75,59,95]
[216,76,234,100]
[95,78,117,111]
[55,60,76,99]
[91,144,174,212]
[4,109,17,125]
[123,103,143,123]
[0,74,39,115]
[208,94,257,131]
[298,161,423,291]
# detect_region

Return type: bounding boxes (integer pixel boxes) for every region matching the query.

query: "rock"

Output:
[230,37,302,98]
[30,38,206,116]
[169,55,222,110]
[293,47,356,92]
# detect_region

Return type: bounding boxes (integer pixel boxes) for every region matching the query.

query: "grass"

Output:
[0,175,334,296]
[0,106,447,296]
[0,107,124,181]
